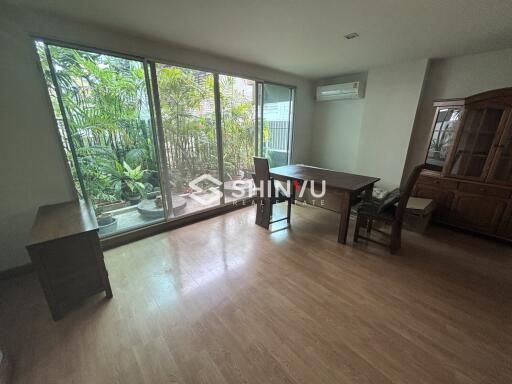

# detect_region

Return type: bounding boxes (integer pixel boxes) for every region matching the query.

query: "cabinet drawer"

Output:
[53,265,103,304]
[450,195,507,233]
[417,175,458,189]
[499,212,512,239]
[458,183,511,198]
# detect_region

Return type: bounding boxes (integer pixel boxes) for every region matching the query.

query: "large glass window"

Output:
[36,40,295,238]
[36,42,164,237]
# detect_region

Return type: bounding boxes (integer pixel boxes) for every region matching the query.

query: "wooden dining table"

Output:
[269,164,380,244]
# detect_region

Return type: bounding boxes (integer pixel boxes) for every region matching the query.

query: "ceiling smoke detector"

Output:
[344,32,359,40]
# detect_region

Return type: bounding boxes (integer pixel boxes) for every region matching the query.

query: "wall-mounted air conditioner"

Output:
[316,81,363,101]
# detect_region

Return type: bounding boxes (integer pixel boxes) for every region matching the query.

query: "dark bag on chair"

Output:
[377,188,400,213]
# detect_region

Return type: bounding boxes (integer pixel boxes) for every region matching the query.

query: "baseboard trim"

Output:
[0,263,34,281]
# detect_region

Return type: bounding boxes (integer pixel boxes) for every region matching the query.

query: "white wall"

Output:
[311,73,366,173]
[312,49,512,191]
[0,10,77,272]
[0,4,315,271]
[312,100,364,172]
[403,48,512,179]
[355,59,429,189]
[311,59,429,190]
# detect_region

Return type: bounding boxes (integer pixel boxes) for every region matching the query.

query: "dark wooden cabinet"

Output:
[26,200,112,320]
[450,194,506,233]
[446,107,506,180]
[413,171,511,239]
[415,88,512,240]
[498,204,512,238]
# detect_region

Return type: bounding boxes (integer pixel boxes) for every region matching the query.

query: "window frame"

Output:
[33,36,297,237]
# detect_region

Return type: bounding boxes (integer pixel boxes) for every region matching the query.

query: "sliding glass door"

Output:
[259,83,295,167]
[151,63,221,217]
[36,39,295,238]
[219,75,257,203]
[36,42,165,237]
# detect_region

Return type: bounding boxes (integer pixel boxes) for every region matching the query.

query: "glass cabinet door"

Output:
[487,110,512,183]
[447,107,505,179]
[425,107,461,171]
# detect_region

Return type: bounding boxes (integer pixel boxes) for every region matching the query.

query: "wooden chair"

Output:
[253,157,293,229]
[353,164,424,253]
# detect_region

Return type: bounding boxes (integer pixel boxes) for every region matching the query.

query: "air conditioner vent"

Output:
[316,82,364,101]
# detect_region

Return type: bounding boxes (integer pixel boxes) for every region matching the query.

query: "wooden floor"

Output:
[1,204,511,384]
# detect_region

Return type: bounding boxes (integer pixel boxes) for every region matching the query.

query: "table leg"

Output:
[262,198,271,229]
[104,267,113,299]
[361,184,374,230]
[255,198,263,226]
[363,184,374,202]
[255,197,271,229]
[337,191,351,244]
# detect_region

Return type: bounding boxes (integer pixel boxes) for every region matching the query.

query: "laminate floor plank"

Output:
[1,204,511,384]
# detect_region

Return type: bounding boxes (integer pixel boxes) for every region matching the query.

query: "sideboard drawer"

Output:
[458,183,511,198]
[418,175,458,190]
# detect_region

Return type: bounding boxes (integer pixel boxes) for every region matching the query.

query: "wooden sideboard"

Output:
[26,200,112,320]
[413,170,512,239]
[412,88,512,240]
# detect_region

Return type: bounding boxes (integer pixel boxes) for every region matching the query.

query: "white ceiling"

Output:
[8,0,512,79]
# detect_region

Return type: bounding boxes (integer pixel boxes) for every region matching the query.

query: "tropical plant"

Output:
[156,65,218,178]
[38,44,159,204]
[103,161,147,197]
[37,44,266,208]
[219,75,255,180]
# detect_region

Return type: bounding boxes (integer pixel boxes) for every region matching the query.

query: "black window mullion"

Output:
[254,82,260,157]
[287,88,294,164]
[143,60,171,219]
[44,43,88,201]
[260,83,265,157]
[148,62,174,216]
[213,74,225,205]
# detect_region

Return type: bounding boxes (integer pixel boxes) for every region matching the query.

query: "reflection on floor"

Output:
[99,183,254,237]
[2,204,511,383]
[99,205,162,237]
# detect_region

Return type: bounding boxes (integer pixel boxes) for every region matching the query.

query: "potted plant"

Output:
[107,161,147,205]
[94,207,118,233]
[97,211,117,226]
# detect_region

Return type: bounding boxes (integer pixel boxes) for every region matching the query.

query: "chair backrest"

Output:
[395,164,424,222]
[253,157,270,197]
